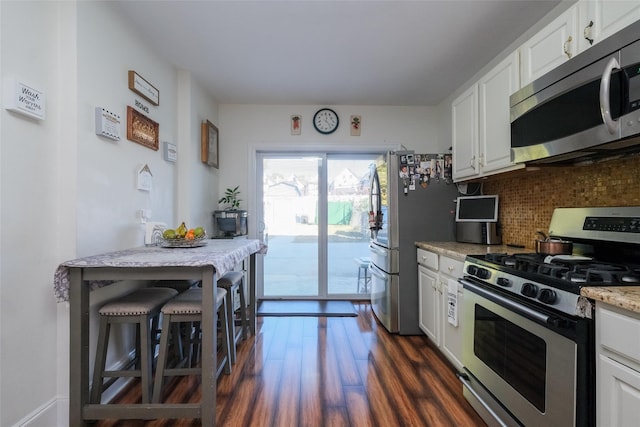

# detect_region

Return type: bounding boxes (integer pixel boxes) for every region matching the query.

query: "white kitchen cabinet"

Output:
[520,4,578,87]
[578,0,640,52]
[596,303,640,427]
[478,51,522,174]
[452,52,522,182]
[417,248,464,370]
[418,263,440,345]
[438,255,464,370]
[451,85,478,181]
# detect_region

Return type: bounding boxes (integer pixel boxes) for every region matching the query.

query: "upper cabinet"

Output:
[478,51,521,174]
[521,1,640,87]
[451,85,478,180]
[452,52,523,182]
[520,4,578,87]
[578,0,640,52]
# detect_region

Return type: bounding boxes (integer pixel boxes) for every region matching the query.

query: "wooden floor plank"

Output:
[94,303,486,427]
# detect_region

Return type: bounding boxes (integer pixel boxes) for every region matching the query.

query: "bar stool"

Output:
[217,271,250,364]
[354,257,371,293]
[90,287,178,404]
[152,287,231,403]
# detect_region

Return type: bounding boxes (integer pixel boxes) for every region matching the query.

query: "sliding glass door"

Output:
[258,152,377,299]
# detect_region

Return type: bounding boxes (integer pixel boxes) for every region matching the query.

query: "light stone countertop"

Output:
[414,241,531,262]
[580,287,640,314]
[415,241,640,315]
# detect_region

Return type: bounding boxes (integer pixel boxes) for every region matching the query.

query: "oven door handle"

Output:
[461,278,556,325]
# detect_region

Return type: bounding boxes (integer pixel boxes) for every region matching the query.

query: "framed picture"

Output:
[126,106,159,150]
[350,115,361,136]
[201,120,219,168]
[128,70,160,105]
[291,114,301,135]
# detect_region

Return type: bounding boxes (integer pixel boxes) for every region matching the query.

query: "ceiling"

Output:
[112,0,562,106]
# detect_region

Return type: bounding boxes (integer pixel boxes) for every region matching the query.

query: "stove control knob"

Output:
[538,288,557,304]
[476,268,491,280]
[521,283,538,298]
[496,277,511,287]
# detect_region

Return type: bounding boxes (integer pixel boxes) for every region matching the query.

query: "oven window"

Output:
[474,305,547,412]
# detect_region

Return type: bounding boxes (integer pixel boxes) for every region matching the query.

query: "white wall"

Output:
[1,2,64,426]
[218,104,446,236]
[0,2,219,425]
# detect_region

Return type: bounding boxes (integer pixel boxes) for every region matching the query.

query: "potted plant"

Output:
[218,186,242,210]
[213,186,248,237]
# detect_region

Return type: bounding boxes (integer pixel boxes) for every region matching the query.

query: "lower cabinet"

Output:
[596,303,640,427]
[417,248,464,370]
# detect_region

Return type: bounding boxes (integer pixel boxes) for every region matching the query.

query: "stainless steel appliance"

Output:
[455,195,501,244]
[459,206,640,427]
[456,222,501,245]
[368,151,458,334]
[510,20,640,164]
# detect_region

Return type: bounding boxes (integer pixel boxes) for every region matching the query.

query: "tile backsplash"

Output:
[481,154,640,248]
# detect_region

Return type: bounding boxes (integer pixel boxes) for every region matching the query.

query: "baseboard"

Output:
[15,350,137,426]
[12,397,60,427]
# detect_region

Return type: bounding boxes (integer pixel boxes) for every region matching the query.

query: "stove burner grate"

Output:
[478,253,640,286]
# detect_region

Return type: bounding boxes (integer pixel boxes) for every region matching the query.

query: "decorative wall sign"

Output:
[128,70,159,106]
[94,107,121,141]
[163,141,177,162]
[4,79,46,120]
[201,120,219,168]
[127,106,159,151]
[137,164,153,192]
[291,114,301,135]
[350,115,361,136]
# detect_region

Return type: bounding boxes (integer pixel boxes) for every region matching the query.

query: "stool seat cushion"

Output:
[98,288,178,316]
[161,288,226,315]
[217,271,244,288]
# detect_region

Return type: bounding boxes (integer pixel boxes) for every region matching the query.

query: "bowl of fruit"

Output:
[161,222,207,248]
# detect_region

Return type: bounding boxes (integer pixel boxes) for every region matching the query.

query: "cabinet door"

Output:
[418,265,440,344]
[579,0,640,52]
[520,5,578,86]
[478,51,523,175]
[440,276,464,371]
[598,355,640,427]
[451,85,478,181]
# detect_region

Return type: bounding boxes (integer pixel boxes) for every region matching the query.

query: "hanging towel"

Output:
[447,278,459,327]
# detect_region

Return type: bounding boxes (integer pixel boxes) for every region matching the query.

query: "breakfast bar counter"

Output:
[54,238,265,426]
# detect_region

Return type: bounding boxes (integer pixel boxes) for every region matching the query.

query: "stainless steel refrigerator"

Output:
[368,151,458,334]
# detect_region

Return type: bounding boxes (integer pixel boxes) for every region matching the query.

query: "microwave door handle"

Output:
[600,56,620,135]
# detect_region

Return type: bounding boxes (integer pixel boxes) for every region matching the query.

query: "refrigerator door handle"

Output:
[369,263,388,280]
[368,244,388,256]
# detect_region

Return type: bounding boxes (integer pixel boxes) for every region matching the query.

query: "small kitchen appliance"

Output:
[455,195,501,244]
[459,206,640,427]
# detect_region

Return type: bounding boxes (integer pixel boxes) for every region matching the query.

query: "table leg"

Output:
[200,266,216,426]
[249,254,256,336]
[69,268,90,427]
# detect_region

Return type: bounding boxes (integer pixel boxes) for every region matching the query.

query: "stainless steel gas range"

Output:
[459,206,640,427]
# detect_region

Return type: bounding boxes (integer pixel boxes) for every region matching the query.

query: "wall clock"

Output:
[313,108,339,134]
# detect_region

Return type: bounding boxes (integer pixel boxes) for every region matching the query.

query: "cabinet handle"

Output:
[448,266,455,272]
[563,36,573,59]
[478,154,484,168]
[584,20,594,45]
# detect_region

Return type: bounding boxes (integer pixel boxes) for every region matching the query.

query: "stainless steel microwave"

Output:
[510,20,640,164]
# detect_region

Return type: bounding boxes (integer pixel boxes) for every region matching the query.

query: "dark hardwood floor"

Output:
[95,302,486,427]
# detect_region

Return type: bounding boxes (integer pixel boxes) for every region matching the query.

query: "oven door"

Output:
[460,278,578,427]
